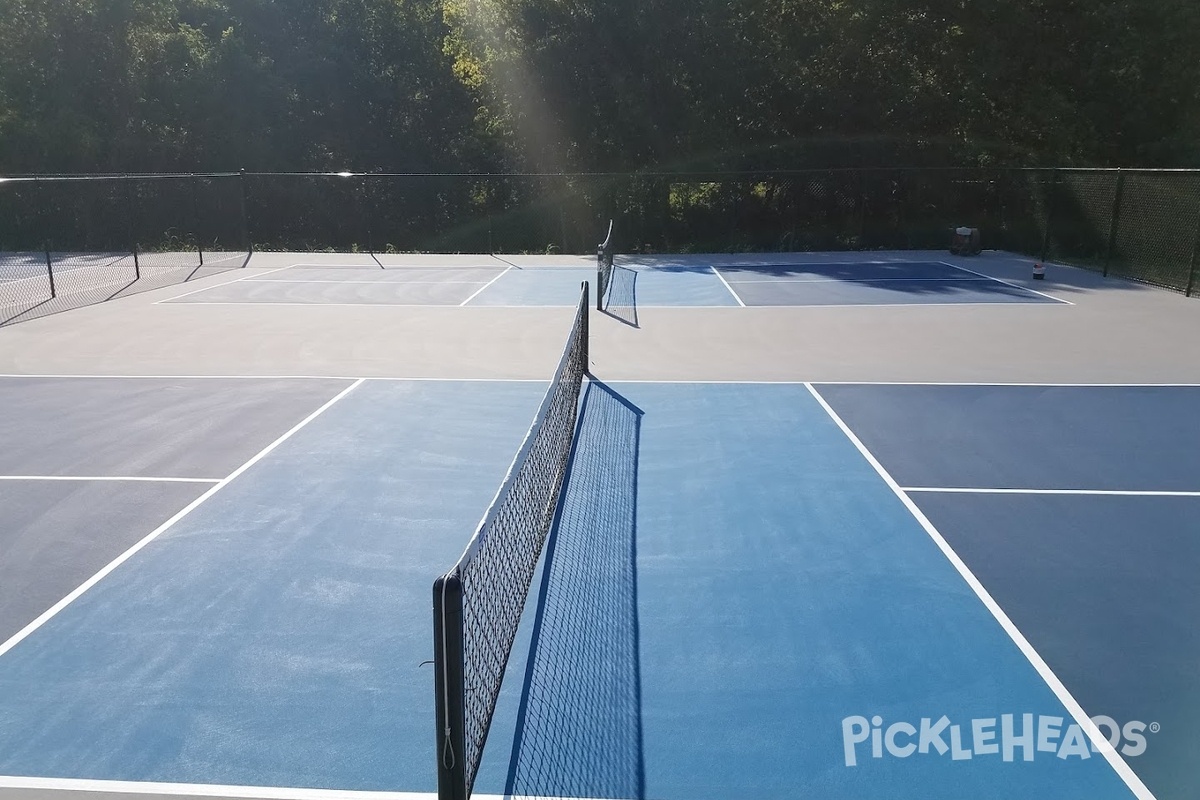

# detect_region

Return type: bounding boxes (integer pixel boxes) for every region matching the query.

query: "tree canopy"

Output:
[1,0,1197,173]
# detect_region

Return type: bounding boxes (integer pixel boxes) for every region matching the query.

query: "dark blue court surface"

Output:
[716,261,1066,306]
[817,383,1200,800]
[0,377,1183,800]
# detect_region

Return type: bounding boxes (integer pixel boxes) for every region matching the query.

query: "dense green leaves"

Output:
[0,0,1196,173]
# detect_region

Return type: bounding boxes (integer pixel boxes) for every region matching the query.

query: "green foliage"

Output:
[0,0,1196,173]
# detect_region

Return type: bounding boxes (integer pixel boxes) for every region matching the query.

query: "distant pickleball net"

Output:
[433,281,590,800]
[596,220,614,310]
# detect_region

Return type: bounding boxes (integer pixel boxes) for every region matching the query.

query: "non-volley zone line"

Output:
[0,776,615,800]
[0,475,220,484]
[902,486,1200,497]
[240,279,494,285]
[719,276,996,284]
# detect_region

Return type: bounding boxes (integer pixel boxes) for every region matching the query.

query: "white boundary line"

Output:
[725,277,992,284]
[809,381,1200,387]
[196,253,247,267]
[0,476,219,484]
[709,300,1067,309]
[2,376,1200,388]
[710,266,746,306]
[0,379,364,662]
[903,487,1200,497]
[149,301,742,309]
[804,382,1155,800]
[241,279,490,286]
[708,260,946,268]
[938,260,1073,305]
[154,265,293,304]
[287,262,504,271]
[0,776,431,799]
[0,374,547,382]
[159,301,474,308]
[0,777,575,800]
[459,264,514,306]
[2,376,1199,387]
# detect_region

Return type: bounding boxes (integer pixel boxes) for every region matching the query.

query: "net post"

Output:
[359,176,374,256]
[45,245,56,299]
[596,246,604,310]
[1103,168,1124,277]
[433,575,468,800]
[581,281,590,366]
[239,168,254,254]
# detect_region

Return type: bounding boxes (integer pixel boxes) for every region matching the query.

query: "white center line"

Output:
[155,264,294,303]
[460,264,514,306]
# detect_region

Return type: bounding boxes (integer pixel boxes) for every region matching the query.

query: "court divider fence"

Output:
[3,167,1199,325]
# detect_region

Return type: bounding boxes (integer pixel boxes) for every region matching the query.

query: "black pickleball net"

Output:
[433,281,590,800]
[504,378,645,800]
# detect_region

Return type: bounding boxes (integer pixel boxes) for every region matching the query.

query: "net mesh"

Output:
[505,379,643,800]
[434,282,590,799]
[600,264,638,327]
[597,220,615,308]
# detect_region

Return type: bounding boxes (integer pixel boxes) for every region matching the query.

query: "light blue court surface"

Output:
[605,265,742,307]
[465,266,596,306]
[0,380,1148,799]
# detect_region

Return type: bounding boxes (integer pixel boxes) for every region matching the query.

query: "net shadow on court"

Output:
[504,378,645,800]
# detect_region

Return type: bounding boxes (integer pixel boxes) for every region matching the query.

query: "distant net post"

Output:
[597,219,614,310]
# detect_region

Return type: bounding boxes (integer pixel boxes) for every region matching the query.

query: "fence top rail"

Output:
[0,172,243,184]
[3,167,1199,185]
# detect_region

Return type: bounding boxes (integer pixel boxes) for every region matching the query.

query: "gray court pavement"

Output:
[0,251,1197,383]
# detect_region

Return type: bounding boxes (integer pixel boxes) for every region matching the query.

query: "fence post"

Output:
[191,174,204,266]
[856,168,867,248]
[1039,170,1055,265]
[359,176,374,256]
[124,177,140,278]
[239,168,253,254]
[45,245,56,299]
[1186,195,1200,298]
[1103,168,1124,277]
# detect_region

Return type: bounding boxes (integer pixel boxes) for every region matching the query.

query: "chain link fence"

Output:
[3,167,1199,324]
[0,173,248,326]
